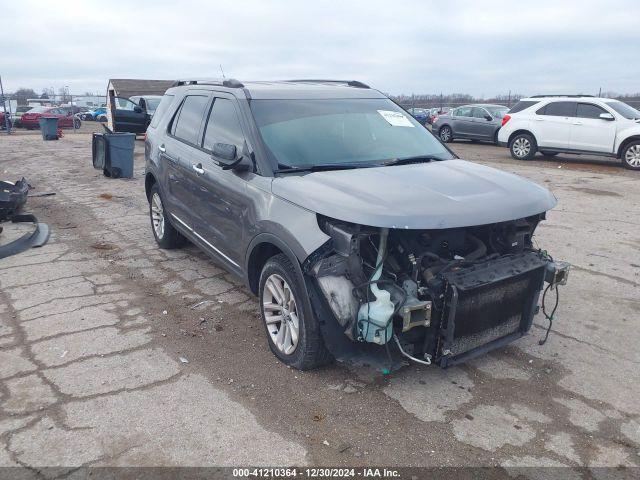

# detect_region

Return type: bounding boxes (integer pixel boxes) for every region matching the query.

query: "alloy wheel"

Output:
[625,145,640,168]
[151,192,165,239]
[512,137,531,158]
[262,273,300,355]
[440,127,451,142]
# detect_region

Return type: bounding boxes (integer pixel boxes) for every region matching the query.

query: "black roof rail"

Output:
[529,94,594,98]
[172,78,244,88]
[283,79,370,89]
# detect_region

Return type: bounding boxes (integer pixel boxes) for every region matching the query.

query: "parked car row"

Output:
[406,95,640,171]
[19,106,81,129]
[1,105,83,130]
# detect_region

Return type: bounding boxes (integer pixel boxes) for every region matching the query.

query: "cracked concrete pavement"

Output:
[0,128,638,475]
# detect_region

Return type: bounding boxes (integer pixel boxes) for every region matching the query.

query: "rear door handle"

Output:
[192,163,205,175]
[158,144,166,153]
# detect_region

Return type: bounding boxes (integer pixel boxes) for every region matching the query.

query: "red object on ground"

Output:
[20,107,75,129]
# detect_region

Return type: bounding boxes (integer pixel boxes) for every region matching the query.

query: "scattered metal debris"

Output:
[0,178,29,221]
[28,191,56,198]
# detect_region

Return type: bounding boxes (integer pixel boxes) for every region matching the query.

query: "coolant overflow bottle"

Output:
[357,289,395,344]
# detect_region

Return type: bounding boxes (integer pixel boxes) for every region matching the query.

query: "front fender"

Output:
[615,126,640,154]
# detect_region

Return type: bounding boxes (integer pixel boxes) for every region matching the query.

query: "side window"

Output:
[456,106,473,117]
[115,98,138,111]
[150,94,175,128]
[508,100,539,114]
[576,103,608,119]
[172,95,210,145]
[537,101,576,117]
[472,107,488,119]
[202,98,245,152]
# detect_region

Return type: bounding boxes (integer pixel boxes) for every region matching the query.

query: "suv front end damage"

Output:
[305,214,569,368]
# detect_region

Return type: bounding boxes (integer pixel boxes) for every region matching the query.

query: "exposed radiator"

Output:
[438,252,547,367]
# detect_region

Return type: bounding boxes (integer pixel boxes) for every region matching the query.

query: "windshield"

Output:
[26,106,48,113]
[604,100,640,120]
[250,98,453,169]
[485,106,509,118]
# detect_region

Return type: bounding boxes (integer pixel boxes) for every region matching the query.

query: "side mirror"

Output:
[599,112,614,121]
[134,106,143,113]
[484,114,493,121]
[213,142,253,172]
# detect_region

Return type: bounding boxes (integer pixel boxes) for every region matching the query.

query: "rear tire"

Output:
[621,141,640,170]
[439,125,453,143]
[149,183,184,249]
[259,253,332,370]
[509,133,537,160]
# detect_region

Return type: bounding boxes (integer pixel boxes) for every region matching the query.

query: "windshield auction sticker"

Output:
[377,110,415,127]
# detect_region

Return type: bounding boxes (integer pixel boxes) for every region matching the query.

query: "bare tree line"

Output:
[392,92,640,109]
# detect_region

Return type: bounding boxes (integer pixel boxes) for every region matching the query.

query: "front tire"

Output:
[439,125,453,143]
[149,183,184,249]
[259,253,331,370]
[622,141,640,170]
[510,133,537,160]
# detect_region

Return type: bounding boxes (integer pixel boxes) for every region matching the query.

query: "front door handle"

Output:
[572,121,583,125]
[158,144,166,153]
[192,163,205,175]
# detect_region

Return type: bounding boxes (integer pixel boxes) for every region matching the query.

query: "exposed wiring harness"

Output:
[539,282,559,345]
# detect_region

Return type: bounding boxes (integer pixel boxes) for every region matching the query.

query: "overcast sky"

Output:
[1,0,638,97]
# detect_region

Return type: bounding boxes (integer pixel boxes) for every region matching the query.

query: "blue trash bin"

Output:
[39,117,59,140]
[105,133,135,178]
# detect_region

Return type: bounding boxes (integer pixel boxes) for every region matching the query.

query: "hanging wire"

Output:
[539,283,559,345]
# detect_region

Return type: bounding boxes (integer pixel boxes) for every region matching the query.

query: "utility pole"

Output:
[508,90,511,107]
[598,87,602,97]
[67,85,76,133]
[0,75,11,134]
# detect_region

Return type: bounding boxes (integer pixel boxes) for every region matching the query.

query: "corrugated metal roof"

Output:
[108,79,175,99]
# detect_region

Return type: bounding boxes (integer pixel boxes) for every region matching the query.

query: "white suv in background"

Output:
[497,96,640,170]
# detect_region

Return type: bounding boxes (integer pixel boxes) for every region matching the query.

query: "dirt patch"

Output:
[568,187,622,197]
[89,242,119,251]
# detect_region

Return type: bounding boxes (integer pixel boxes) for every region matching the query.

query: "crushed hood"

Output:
[272,159,557,229]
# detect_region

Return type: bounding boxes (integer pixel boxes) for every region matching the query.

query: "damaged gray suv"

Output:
[144,79,569,370]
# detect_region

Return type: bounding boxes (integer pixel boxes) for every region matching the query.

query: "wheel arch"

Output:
[508,129,537,146]
[617,135,640,158]
[144,172,157,202]
[246,233,303,296]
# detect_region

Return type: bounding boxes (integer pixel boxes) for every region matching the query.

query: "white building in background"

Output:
[72,95,106,108]
[26,96,106,108]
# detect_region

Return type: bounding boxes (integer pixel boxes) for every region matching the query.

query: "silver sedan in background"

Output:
[432,104,509,144]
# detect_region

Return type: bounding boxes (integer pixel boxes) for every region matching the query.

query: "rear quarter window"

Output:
[508,101,539,114]
[150,94,174,128]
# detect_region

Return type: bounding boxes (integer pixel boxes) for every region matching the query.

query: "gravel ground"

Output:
[0,128,638,475]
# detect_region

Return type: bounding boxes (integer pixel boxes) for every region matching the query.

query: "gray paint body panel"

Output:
[272,160,556,230]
